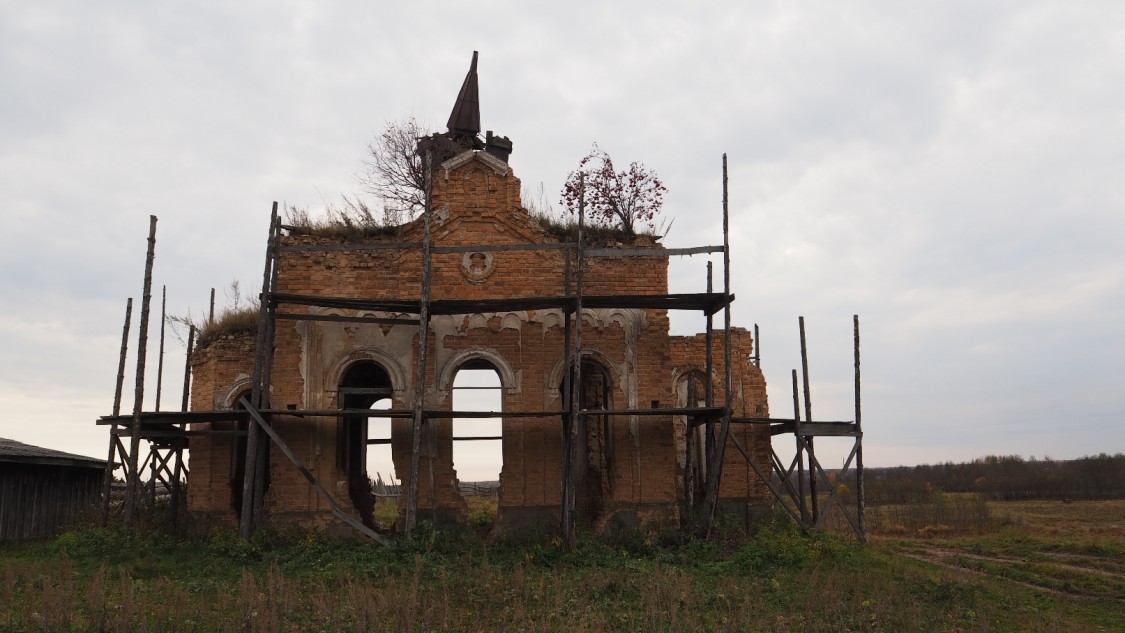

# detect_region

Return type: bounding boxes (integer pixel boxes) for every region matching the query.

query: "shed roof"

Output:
[0,437,106,469]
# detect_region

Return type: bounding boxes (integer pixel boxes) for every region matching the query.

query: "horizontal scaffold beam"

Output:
[99,404,734,429]
[718,416,861,437]
[98,411,247,425]
[109,428,246,438]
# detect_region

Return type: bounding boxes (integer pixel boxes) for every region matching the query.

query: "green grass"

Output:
[874,498,1125,631]
[1,502,1122,632]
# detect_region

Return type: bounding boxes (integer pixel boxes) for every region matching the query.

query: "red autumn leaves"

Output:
[561,145,666,238]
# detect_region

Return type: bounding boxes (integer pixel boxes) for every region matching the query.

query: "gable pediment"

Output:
[389,148,565,258]
[429,209,550,247]
[441,150,509,178]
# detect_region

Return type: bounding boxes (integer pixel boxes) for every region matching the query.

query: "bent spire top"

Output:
[446,51,481,137]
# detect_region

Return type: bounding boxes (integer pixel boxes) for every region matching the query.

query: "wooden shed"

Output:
[0,438,106,540]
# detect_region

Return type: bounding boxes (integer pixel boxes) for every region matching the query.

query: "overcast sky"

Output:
[2,1,1123,481]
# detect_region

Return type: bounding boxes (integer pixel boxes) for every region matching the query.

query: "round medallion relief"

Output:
[460,251,495,284]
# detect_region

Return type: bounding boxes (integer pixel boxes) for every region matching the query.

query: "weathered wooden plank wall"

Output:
[0,464,101,540]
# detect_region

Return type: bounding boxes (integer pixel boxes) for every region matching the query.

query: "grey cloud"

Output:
[1,0,1123,466]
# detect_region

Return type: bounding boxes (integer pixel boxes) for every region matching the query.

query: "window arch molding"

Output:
[220,377,254,409]
[673,368,710,401]
[436,347,520,396]
[325,348,407,401]
[543,348,622,404]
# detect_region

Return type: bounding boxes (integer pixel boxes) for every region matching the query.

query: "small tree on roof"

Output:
[560,145,666,239]
[359,116,430,220]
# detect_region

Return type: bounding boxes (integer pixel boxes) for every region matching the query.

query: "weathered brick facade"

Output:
[187,148,772,535]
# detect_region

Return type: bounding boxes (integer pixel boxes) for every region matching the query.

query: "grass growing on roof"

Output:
[282,200,404,240]
[528,205,663,247]
[169,280,260,349]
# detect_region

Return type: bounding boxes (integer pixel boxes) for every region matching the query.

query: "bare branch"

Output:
[358,117,433,219]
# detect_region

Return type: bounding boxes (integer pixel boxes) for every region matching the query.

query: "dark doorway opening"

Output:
[230,390,270,516]
[338,361,392,529]
[565,360,613,528]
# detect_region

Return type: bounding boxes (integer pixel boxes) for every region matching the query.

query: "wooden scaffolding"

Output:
[98,155,866,544]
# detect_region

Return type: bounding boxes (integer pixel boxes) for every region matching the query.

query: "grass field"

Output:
[0,498,1121,632]
[882,499,1125,613]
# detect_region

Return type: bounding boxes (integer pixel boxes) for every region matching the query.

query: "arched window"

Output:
[452,360,503,492]
[338,361,392,529]
[676,371,708,504]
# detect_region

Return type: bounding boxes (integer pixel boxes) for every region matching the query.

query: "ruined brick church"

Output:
[184,54,772,537]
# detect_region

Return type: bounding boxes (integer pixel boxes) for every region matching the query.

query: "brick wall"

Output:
[186,330,255,522]
[186,149,772,534]
[670,329,773,509]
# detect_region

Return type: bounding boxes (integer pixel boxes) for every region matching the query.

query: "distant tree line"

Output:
[848,454,1125,504]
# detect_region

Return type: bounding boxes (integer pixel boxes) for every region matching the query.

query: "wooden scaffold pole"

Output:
[563,174,586,547]
[703,154,733,532]
[798,316,819,524]
[155,286,167,412]
[123,215,158,528]
[683,373,699,510]
[405,152,434,535]
[792,369,808,529]
[704,261,714,485]
[101,297,132,525]
[854,314,866,543]
[720,152,734,503]
[560,212,574,542]
[148,286,171,519]
[240,203,278,538]
[182,325,195,412]
[171,324,195,524]
[112,299,133,419]
[252,210,282,525]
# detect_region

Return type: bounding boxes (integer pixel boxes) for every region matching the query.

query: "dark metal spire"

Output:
[446,51,480,137]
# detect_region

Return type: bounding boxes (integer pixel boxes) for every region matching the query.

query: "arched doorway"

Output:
[565,359,613,528]
[338,361,392,529]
